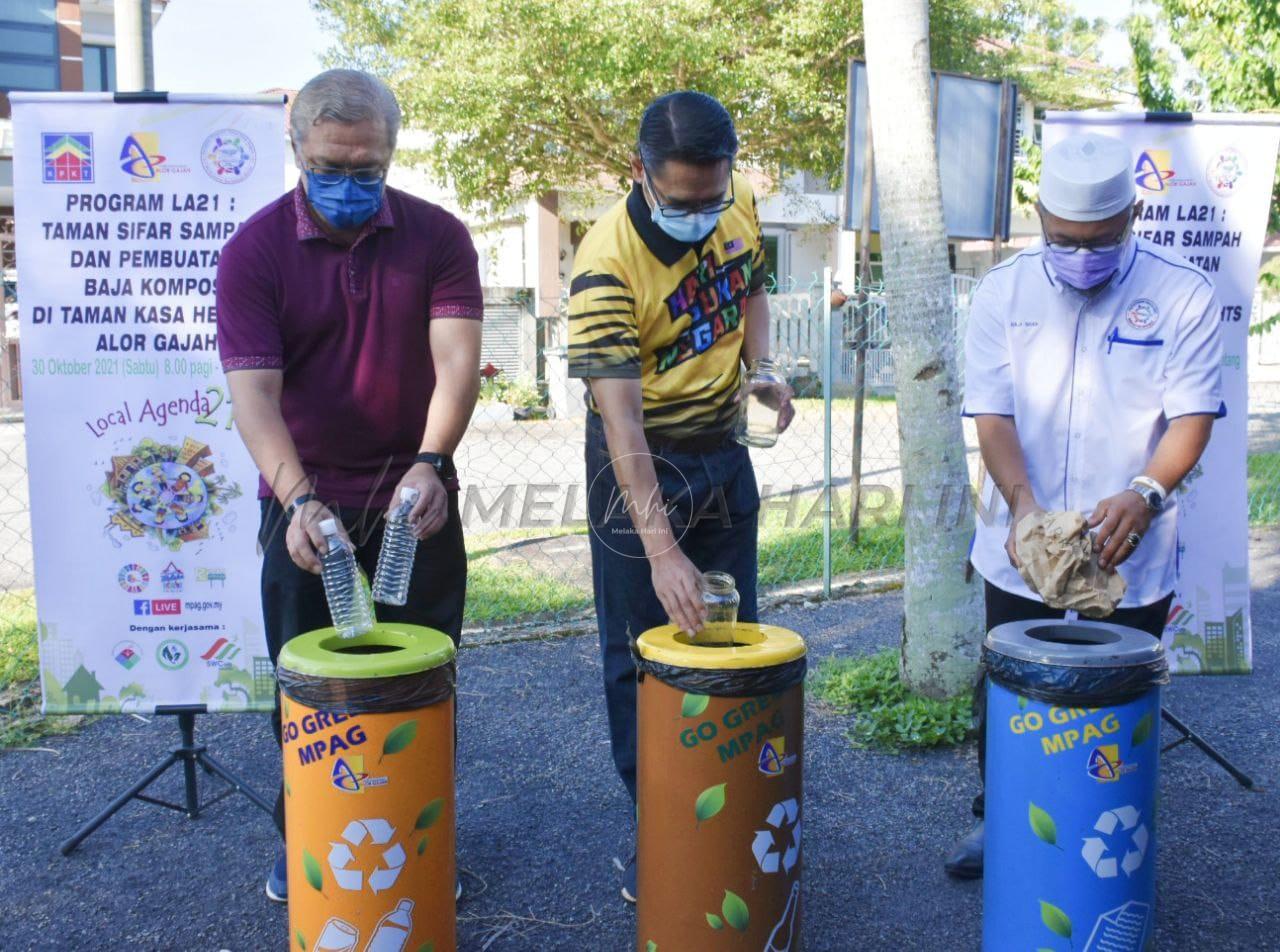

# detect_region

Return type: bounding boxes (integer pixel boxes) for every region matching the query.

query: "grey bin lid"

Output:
[985,619,1167,670]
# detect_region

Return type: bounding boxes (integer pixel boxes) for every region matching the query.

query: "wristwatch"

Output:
[414,451,456,479]
[284,492,318,523]
[1127,476,1167,513]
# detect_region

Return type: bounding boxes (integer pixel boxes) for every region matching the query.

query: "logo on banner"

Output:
[200,637,240,668]
[1134,149,1194,192]
[156,639,189,670]
[1206,146,1246,197]
[118,563,150,593]
[41,133,94,183]
[161,561,185,593]
[1125,299,1159,330]
[196,567,227,587]
[113,641,143,670]
[119,132,189,180]
[201,129,256,184]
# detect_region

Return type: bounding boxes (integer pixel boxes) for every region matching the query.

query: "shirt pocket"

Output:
[1104,326,1166,384]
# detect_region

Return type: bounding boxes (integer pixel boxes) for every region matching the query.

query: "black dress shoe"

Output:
[944,820,984,879]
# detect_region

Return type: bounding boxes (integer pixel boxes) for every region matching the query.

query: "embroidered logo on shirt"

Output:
[1125,299,1159,330]
[725,238,744,253]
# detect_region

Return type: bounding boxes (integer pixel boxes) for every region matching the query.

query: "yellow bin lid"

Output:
[635,622,805,670]
[278,622,455,679]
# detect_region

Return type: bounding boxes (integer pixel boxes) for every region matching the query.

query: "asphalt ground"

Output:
[1,536,1277,951]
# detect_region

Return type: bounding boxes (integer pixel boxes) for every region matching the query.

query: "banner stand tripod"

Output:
[1161,708,1256,790]
[60,704,274,855]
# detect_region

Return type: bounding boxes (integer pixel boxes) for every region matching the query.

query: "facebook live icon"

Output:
[134,599,181,616]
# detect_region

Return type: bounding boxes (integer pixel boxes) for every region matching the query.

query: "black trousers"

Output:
[972,580,1172,817]
[259,493,467,836]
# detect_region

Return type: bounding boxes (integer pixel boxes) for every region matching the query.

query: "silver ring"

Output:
[1125,531,1142,549]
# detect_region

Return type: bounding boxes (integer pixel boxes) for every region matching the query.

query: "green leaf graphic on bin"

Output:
[295,929,306,950]
[302,848,324,893]
[415,944,434,952]
[1039,900,1072,939]
[695,782,727,825]
[1132,711,1154,747]
[706,912,724,930]
[1029,802,1060,848]
[646,942,658,952]
[682,693,710,718]
[416,798,445,830]
[722,890,749,931]
[416,836,428,856]
[1017,695,1029,710]
[380,719,419,763]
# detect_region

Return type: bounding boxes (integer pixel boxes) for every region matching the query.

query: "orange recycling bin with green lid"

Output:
[278,623,457,952]
[634,622,807,952]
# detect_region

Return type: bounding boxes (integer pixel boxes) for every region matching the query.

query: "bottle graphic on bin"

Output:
[365,898,415,952]
[765,880,801,952]
[372,487,421,606]
[319,518,376,639]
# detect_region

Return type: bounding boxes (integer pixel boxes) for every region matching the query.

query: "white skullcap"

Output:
[1039,132,1135,222]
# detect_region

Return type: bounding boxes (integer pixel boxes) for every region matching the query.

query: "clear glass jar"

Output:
[734,358,786,448]
[701,570,740,627]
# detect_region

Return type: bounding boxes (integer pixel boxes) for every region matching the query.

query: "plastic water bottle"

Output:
[319,518,375,638]
[365,898,414,952]
[372,487,420,606]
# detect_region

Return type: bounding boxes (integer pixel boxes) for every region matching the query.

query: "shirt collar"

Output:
[626,180,700,268]
[292,179,395,243]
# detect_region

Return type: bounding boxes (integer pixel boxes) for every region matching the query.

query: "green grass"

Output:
[758,494,904,587]
[1248,452,1280,527]
[465,560,591,625]
[811,649,973,751]
[0,590,83,749]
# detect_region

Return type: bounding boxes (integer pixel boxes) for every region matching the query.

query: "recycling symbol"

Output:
[328,818,406,893]
[752,798,801,875]
[1081,805,1148,879]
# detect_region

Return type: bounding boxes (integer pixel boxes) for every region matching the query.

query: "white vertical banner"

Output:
[1045,112,1280,674]
[11,93,285,712]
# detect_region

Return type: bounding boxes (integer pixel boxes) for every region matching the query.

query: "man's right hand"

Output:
[650,546,707,634]
[288,499,342,574]
[1005,501,1044,569]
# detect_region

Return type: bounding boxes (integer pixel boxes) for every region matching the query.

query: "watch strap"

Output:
[414,452,457,479]
[285,492,318,523]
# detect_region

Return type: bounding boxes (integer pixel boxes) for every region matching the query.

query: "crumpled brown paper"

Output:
[1014,510,1126,617]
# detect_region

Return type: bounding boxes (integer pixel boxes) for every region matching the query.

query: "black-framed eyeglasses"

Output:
[643,167,735,219]
[1039,211,1133,254]
[305,165,388,187]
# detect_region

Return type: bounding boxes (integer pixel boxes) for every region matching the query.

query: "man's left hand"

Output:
[1087,490,1153,571]
[393,463,449,540]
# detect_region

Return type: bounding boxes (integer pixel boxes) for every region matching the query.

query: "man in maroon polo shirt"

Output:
[216,68,483,903]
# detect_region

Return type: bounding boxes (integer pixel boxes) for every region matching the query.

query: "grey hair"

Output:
[290,69,401,150]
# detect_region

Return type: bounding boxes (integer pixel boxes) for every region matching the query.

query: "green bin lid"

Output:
[277,623,455,680]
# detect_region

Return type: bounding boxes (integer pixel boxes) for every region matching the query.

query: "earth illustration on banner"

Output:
[100,435,242,549]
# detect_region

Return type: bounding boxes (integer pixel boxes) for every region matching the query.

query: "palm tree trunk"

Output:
[862,0,983,697]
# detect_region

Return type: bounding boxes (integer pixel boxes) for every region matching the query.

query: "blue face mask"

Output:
[304,170,385,231]
[652,207,722,244]
[1044,241,1127,291]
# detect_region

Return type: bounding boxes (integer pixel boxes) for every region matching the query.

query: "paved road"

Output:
[1,533,1276,950]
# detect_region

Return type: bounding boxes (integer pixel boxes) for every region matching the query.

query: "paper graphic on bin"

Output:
[328,818,406,893]
[1084,900,1151,952]
[753,798,801,875]
[1080,805,1148,879]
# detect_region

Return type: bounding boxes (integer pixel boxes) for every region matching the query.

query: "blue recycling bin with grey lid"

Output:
[983,620,1169,952]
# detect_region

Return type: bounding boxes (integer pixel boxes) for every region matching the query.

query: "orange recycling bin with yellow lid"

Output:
[278,623,457,952]
[634,622,807,952]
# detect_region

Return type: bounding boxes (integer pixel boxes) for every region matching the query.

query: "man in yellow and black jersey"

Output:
[569,90,793,904]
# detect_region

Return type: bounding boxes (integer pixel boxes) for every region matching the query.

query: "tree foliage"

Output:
[313,0,1117,214]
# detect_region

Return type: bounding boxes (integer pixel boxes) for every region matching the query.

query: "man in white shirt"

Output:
[945,131,1224,879]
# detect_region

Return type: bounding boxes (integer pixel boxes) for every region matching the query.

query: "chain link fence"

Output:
[0,279,1277,639]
